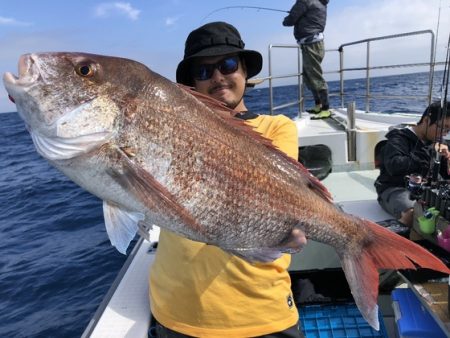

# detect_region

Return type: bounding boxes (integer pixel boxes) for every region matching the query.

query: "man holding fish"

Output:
[149,21,307,338]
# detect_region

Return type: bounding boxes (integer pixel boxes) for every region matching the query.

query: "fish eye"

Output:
[75,63,95,77]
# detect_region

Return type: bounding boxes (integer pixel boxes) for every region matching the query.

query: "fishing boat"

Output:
[82,30,450,338]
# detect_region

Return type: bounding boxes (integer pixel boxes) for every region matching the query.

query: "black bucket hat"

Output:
[176,21,263,86]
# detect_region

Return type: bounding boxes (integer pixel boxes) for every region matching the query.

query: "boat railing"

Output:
[261,29,446,116]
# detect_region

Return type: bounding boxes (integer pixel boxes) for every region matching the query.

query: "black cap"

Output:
[176,21,263,86]
[420,101,450,125]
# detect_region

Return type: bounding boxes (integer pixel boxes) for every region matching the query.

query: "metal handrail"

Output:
[266,30,439,115]
[268,44,303,114]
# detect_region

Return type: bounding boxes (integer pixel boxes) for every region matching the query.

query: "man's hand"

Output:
[286,228,307,251]
[435,143,450,159]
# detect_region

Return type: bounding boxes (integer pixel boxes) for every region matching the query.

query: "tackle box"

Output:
[391,288,447,338]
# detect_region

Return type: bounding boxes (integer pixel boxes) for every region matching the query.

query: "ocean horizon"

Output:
[0,69,446,116]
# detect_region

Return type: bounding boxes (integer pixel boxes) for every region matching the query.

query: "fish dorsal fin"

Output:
[285,154,333,202]
[178,84,333,203]
[103,201,144,254]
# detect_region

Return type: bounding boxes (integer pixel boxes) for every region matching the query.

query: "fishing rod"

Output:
[419,29,450,217]
[430,29,450,183]
[201,6,289,22]
[423,1,444,183]
[421,1,449,184]
[429,0,443,98]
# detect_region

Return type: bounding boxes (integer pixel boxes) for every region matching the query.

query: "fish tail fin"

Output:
[340,251,380,330]
[340,219,450,331]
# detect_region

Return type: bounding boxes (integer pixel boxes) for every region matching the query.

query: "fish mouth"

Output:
[3,54,40,90]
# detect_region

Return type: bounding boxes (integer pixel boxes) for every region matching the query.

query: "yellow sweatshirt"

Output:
[150,114,299,337]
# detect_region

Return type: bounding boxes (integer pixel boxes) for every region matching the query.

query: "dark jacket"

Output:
[374,127,449,195]
[282,0,329,41]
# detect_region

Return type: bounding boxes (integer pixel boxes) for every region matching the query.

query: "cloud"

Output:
[0,16,32,26]
[165,17,179,27]
[94,2,141,21]
[328,0,443,41]
[325,0,449,70]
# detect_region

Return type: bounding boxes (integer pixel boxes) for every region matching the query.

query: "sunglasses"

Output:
[192,56,240,81]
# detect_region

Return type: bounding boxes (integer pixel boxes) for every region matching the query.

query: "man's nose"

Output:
[210,68,225,81]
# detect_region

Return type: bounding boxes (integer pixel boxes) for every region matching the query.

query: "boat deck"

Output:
[82,234,157,338]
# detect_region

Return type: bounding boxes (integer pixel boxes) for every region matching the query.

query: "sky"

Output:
[0,0,449,113]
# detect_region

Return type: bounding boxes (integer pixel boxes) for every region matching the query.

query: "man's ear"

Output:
[423,115,431,126]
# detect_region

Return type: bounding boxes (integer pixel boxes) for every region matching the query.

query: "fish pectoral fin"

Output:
[103,201,144,254]
[227,247,284,263]
[222,230,305,263]
[30,130,112,160]
[108,147,205,239]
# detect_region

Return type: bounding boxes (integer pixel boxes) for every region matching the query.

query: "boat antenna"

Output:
[201,6,289,22]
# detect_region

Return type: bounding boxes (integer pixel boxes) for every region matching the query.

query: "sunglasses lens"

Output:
[194,64,214,81]
[193,57,239,81]
[218,57,239,75]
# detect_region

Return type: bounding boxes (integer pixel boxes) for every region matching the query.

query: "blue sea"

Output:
[0,71,446,337]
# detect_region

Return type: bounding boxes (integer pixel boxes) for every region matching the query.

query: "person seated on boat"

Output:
[282,0,331,119]
[149,21,307,338]
[374,101,450,228]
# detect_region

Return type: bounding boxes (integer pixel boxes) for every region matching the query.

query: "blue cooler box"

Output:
[391,288,447,338]
[299,303,388,338]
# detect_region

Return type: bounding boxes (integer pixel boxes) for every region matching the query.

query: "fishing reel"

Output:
[406,173,424,201]
[439,181,450,200]
[421,179,450,220]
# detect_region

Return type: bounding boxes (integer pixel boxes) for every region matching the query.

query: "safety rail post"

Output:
[297,45,303,114]
[365,41,371,113]
[268,44,304,116]
[347,101,356,161]
[339,47,344,108]
[268,44,274,115]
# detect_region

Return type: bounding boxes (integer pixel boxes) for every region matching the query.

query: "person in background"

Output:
[375,101,450,228]
[283,0,331,120]
[149,21,307,338]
